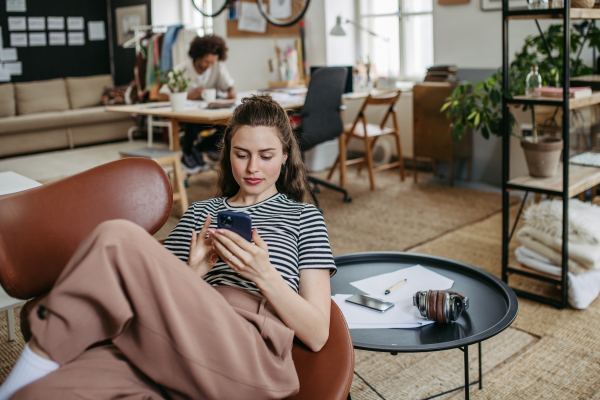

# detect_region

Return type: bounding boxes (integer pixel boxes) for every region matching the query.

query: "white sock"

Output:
[0,343,59,400]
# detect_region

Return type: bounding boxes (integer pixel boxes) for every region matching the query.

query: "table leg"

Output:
[6,309,15,341]
[479,342,482,389]
[147,115,153,147]
[464,345,469,400]
[171,119,181,151]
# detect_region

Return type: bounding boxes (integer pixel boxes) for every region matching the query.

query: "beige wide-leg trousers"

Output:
[12,220,299,400]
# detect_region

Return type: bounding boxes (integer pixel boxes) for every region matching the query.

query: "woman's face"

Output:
[230,125,288,199]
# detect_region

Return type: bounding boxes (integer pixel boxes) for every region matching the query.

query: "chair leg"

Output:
[394,133,405,181]
[172,156,189,215]
[339,132,347,188]
[364,136,376,190]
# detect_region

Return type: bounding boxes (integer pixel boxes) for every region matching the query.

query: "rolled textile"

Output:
[514,245,561,276]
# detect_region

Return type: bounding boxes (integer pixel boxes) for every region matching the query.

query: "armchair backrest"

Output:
[300,67,348,152]
[0,158,173,299]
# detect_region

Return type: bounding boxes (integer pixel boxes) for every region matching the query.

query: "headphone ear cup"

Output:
[436,291,446,323]
[427,290,436,321]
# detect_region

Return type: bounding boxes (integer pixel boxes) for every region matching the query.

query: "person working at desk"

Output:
[158,35,236,174]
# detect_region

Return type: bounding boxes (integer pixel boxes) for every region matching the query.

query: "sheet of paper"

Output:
[332,294,434,329]
[0,171,41,195]
[238,2,266,33]
[27,16,45,30]
[350,265,455,303]
[47,16,64,30]
[68,31,85,46]
[4,61,22,76]
[88,21,105,41]
[0,66,9,82]
[269,0,291,19]
[28,32,46,46]
[48,31,66,46]
[6,0,26,12]
[67,16,84,31]
[0,48,17,61]
[10,33,27,47]
[8,16,26,31]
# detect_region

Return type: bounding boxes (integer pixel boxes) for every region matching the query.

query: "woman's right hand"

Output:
[188,215,218,277]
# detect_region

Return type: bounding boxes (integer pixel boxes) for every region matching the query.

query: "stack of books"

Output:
[533,86,593,99]
[424,65,458,83]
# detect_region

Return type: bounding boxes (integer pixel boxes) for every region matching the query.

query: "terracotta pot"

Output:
[520,137,563,178]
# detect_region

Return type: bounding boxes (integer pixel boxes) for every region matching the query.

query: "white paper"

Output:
[0,48,17,61]
[6,0,26,12]
[47,16,64,30]
[67,16,84,31]
[350,265,455,303]
[269,0,291,19]
[0,172,41,195]
[10,32,27,47]
[4,61,22,76]
[68,32,85,46]
[0,66,9,82]
[332,294,434,329]
[8,16,26,31]
[238,2,267,33]
[28,32,46,46]
[88,21,105,41]
[48,31,66,46]
[27,16,45,30]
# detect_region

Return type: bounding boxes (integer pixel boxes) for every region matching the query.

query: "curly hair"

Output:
[216,95,310,203]
[188,35,228,61]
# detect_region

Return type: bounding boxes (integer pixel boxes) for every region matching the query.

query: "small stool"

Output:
[119,147,189,216]
[0,286,26,341]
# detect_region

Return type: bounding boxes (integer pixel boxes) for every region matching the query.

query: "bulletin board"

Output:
[226,0,301,38]
[0,0,111,83]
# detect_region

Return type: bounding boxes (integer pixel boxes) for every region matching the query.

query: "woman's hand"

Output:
[211,228,279,289]
[188,215,218,277]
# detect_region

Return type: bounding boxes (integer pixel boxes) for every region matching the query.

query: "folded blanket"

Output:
[515,245,600,309]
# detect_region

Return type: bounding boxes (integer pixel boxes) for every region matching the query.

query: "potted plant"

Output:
[158,69,189,112]
[441,23,599,178]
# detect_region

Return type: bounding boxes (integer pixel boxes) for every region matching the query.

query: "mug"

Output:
[202,88,217,102]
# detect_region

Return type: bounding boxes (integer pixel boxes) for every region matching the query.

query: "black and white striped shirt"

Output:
[163,193,336,294]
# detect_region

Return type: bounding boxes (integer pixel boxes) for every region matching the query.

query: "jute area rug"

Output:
[0,167,516,397]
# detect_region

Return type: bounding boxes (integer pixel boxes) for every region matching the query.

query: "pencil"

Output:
[384,278,407,295]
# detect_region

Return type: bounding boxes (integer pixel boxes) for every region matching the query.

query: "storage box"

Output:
[303,140,339,172]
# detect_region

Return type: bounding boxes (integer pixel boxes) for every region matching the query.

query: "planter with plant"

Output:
[441,23,600,178]
[158,69,189,112]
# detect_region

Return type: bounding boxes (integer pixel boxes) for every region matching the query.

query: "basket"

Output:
[572,0,594,8]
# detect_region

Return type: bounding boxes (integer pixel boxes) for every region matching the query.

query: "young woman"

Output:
[0,95,335,400]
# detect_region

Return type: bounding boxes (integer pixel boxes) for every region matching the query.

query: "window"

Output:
[180,0,214,37]
[359,0,433,81]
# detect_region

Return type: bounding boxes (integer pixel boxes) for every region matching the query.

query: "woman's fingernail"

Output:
[217,229,225,234]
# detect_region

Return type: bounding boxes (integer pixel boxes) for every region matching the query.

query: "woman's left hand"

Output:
[210,228,278,288]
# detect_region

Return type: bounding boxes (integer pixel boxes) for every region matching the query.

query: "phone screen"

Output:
[345,294,395,312]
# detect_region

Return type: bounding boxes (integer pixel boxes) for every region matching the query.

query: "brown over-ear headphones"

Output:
[413,290,469,323]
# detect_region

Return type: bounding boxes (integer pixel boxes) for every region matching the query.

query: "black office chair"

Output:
[297,67,352,211]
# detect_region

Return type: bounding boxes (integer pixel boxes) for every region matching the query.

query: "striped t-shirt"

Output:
[163,193,336,294]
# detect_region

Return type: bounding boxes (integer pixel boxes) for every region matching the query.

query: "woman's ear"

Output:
[282,152,288,164]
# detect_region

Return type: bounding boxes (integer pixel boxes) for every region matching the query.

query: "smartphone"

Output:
[345,294,395,313]
[217,211,252,242]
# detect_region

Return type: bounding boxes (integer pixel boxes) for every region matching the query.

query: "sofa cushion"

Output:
[0,83,16,117]
[0,107,133,136]
[15,79,70,115]
[66,75,114,109]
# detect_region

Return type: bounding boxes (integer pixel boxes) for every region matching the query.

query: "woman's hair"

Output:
[188,35,228,61]
[216,94,310,203]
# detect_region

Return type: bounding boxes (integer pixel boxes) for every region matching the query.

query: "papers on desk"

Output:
[333,265,455,329]
[0,171,41,195]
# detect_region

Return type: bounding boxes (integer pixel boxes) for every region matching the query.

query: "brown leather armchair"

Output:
[0,159,354,400]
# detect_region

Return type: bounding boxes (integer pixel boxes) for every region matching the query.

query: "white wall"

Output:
[152,0,181,26]
[324,1,357,66]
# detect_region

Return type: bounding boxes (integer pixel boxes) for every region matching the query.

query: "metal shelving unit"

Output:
[501,2,600,308]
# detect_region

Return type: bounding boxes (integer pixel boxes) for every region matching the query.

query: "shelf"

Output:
[507,91,600,110]
[507,261,562,283]
[507,163,600,197]
[506,7,600,20]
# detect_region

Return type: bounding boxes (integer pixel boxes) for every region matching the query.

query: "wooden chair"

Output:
[328,91,405,190]
[0,159,354,400]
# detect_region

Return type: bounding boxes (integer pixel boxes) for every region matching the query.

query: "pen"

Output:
[384,278,407,295]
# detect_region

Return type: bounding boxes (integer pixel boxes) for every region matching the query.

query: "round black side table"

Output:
[331,252,519,400]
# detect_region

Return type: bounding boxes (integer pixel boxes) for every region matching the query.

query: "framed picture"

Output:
[115,4,148,46]
[481,0,529,11]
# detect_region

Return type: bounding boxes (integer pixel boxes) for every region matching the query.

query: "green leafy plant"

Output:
[157,68,189,93]
[442,23,600,142]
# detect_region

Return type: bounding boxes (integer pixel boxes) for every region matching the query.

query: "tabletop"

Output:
[331,252,519,353]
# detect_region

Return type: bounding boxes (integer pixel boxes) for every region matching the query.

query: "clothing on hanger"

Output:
[161,24,184,72]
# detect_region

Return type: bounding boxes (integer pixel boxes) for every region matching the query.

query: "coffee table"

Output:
[331,252,519,400]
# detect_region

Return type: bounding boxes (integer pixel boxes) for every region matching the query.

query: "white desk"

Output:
[0,171,40,341]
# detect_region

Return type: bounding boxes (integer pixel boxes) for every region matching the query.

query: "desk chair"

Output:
[297,67,352,211]
[328,91,406,190]
[0,159,354,400]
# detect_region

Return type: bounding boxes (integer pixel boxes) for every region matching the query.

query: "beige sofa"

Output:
[0,75,134,158]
